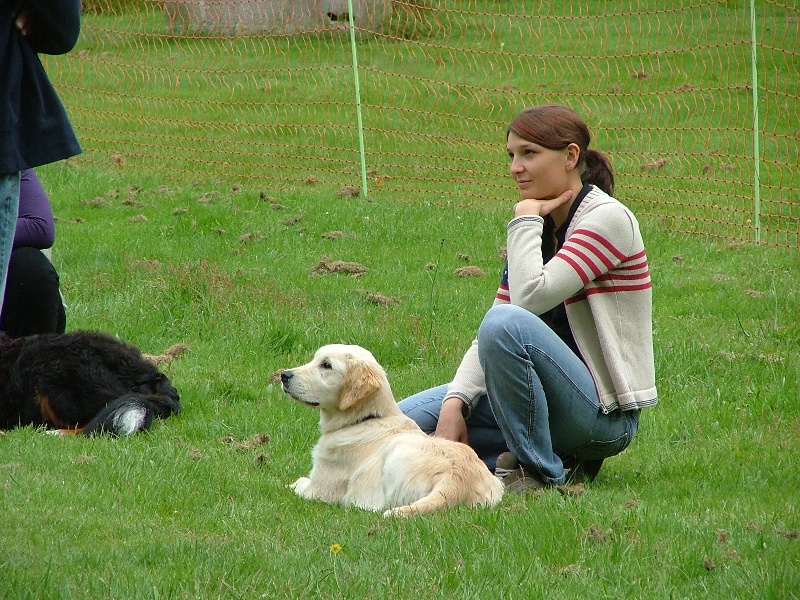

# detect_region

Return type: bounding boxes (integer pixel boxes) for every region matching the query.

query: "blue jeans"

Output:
[0,173,21,316]
[399,304,638,485]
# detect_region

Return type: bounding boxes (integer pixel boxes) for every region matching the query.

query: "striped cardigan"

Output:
[448,185,658,414]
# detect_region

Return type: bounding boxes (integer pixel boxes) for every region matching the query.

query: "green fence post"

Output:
[347,0,369,199]
[749,0,762,243]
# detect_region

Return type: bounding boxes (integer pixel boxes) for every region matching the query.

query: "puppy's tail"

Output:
[383,474,504,518]
[81,389,182,436]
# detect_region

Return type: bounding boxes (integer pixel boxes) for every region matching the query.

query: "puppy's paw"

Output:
[290,476,312,497]
[382,505,415,518]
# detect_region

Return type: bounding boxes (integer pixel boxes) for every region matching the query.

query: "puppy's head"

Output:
[281,344,385,413]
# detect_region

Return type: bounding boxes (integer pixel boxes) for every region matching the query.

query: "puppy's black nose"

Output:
[280,370,293,383]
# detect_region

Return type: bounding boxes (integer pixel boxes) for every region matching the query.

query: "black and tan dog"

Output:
[0,331,181,435]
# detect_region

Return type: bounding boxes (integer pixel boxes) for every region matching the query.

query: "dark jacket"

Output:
[1,0,82,173]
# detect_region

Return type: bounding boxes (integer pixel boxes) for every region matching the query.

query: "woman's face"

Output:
[507,131,575,200]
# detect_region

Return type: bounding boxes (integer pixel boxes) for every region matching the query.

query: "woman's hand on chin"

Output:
[514,189,574,219]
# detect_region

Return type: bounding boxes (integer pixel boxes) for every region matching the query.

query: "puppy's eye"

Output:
[320,359,332,370]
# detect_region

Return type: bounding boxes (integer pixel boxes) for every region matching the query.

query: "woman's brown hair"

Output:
[507,104,614,196]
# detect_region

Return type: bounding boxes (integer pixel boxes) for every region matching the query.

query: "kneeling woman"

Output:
[399,104,657,491]
[0,169,66,338]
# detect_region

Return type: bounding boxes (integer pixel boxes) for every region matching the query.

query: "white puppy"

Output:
[281,344,503,517]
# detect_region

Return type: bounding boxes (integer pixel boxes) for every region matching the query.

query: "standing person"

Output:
[1,0,81,315]
[0,169,66,337]
[399,104,657,491]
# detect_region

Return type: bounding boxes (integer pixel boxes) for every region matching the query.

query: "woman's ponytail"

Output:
[582,149,614,196]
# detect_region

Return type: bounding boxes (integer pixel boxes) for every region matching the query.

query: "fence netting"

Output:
[45,0,799,246]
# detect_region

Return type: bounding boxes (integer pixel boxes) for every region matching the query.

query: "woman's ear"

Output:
[565,143,581,171]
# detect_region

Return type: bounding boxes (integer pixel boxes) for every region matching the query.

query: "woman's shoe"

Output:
[494,452,549,492]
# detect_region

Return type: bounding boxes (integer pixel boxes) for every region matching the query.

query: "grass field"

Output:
[1,162,797,599]
[3,1,798,596]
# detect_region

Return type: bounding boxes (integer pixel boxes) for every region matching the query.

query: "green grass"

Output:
[4,1,798,595]
[1,164,798,599]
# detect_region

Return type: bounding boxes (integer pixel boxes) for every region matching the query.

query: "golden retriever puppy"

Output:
[280,344,503,517]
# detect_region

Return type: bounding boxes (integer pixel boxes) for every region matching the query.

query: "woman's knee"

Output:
[479,304,514,340]
[478,304,537,350]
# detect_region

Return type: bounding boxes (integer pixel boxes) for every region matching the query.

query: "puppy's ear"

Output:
[339,358,382,411]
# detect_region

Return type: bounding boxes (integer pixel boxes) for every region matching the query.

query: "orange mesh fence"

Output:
[44,0,799,246]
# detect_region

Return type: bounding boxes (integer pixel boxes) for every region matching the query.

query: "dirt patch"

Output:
[454,266,485,278]
[143,343,189,365]
[220,432,272,452]
[312,255,368,277]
